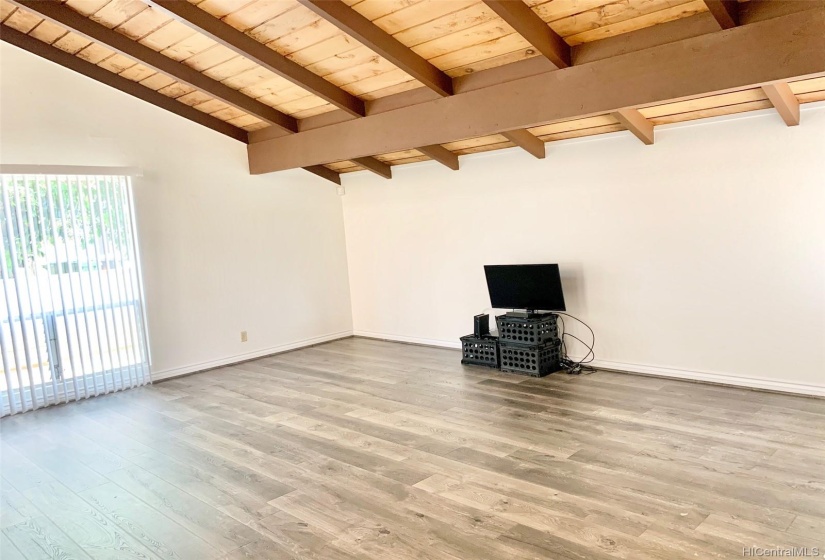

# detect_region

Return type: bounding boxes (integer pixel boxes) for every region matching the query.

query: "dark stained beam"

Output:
[303,165,342,184]
[352,157,392,179]
[247,9,825,173]
[482,0,570,69]
[144,0,365,118]
[295,0,453,97]
[0,25,248,143]
[417,145,459,170]
[704,0,739,29]
[614,108,654,145]
[762,82,800,126]
[501,130,546,159]
[10,0,298,133]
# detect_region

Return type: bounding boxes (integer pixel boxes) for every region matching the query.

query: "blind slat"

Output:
[1,173,150,415]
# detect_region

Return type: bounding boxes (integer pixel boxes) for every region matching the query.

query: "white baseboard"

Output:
[150,330,353,382]
[353,331,825,397]
[353,330,462,349]
[581,357,825,398]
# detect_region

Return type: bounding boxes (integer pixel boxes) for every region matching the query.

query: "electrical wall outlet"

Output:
[240,331,248,342]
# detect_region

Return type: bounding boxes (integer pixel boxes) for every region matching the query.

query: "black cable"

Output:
[484,308,596,375]
[552,311,596,374]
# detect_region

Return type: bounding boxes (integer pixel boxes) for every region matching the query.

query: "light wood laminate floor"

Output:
[1,337,824,559]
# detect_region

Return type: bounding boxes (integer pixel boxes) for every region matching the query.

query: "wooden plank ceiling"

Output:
[2,0,824,182]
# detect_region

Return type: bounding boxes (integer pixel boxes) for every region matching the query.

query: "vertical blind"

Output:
[0,173,150,416]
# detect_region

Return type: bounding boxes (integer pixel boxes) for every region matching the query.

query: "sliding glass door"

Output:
[0,173,150,416]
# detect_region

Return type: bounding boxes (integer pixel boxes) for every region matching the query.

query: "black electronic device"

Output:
[484,264,566,313]
[474,314,490,337]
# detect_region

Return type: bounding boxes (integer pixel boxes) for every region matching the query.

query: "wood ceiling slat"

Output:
[482,0,570,68]
[648,99,773,124]
[346,0,428,22]
[638,88,766,118]
[74,40,113,61]
[564,0,708,45]
[63,0,112,18]
[1,0,17,22]
[89,0,148,29]
[139,19,199,52]
[157,81,196,98]
[796,90,825,103]
[393,3,498,48]
[538,123,624,142]
[115,6,171,40]
[429,31,532,75]
[443,134,510,152]
[454,140,515,155]
[529,115,620,136]
[247,8,825,173]
[11,0,299,132]
[53,31,93,54]
[118,61,156,81]
[296,0,452,96]
[147,0,366,116]
[139,71,175,90]
[546,0,695,37]
[357,76,421,100]
[4,6,39,32]
[371,0,478,36]
[221,0,296,32]
[789,76,825,95]
[0,23,249,142]
[530,0,618,23]
[28,19,69,44]
[196,0,261,20]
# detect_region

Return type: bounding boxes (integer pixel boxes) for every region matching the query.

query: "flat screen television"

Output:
[484,264,566,312]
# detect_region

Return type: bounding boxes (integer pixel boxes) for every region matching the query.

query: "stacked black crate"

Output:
[496,314,561,377]
[460,335,500,368]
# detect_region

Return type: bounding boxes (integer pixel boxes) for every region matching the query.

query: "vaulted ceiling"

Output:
[2,0,824,183]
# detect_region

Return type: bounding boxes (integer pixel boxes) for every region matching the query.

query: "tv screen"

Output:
[484,264,566,311]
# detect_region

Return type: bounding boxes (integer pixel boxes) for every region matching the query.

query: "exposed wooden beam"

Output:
[417,145,460,170]
[249,1,824,145]
[247,9,825,173]
[614,108,654,145]
[502,130,546,159]
[0,25,248,143]
[353,158,392,179]
[144,0,365,118]
[303,165,342,185]
[761,82,800,126]
[482,0,570,69]
[10,0,298,133]
[295,0,453,97]
[146,0,450,175]
[704,0,739,29]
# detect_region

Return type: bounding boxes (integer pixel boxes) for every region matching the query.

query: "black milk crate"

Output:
[499,339,561,377]
[495,314,559,345]
[460,335,500,368]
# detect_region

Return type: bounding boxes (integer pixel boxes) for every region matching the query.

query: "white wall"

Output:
[0,43,353,379]
[341,105,825,395]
